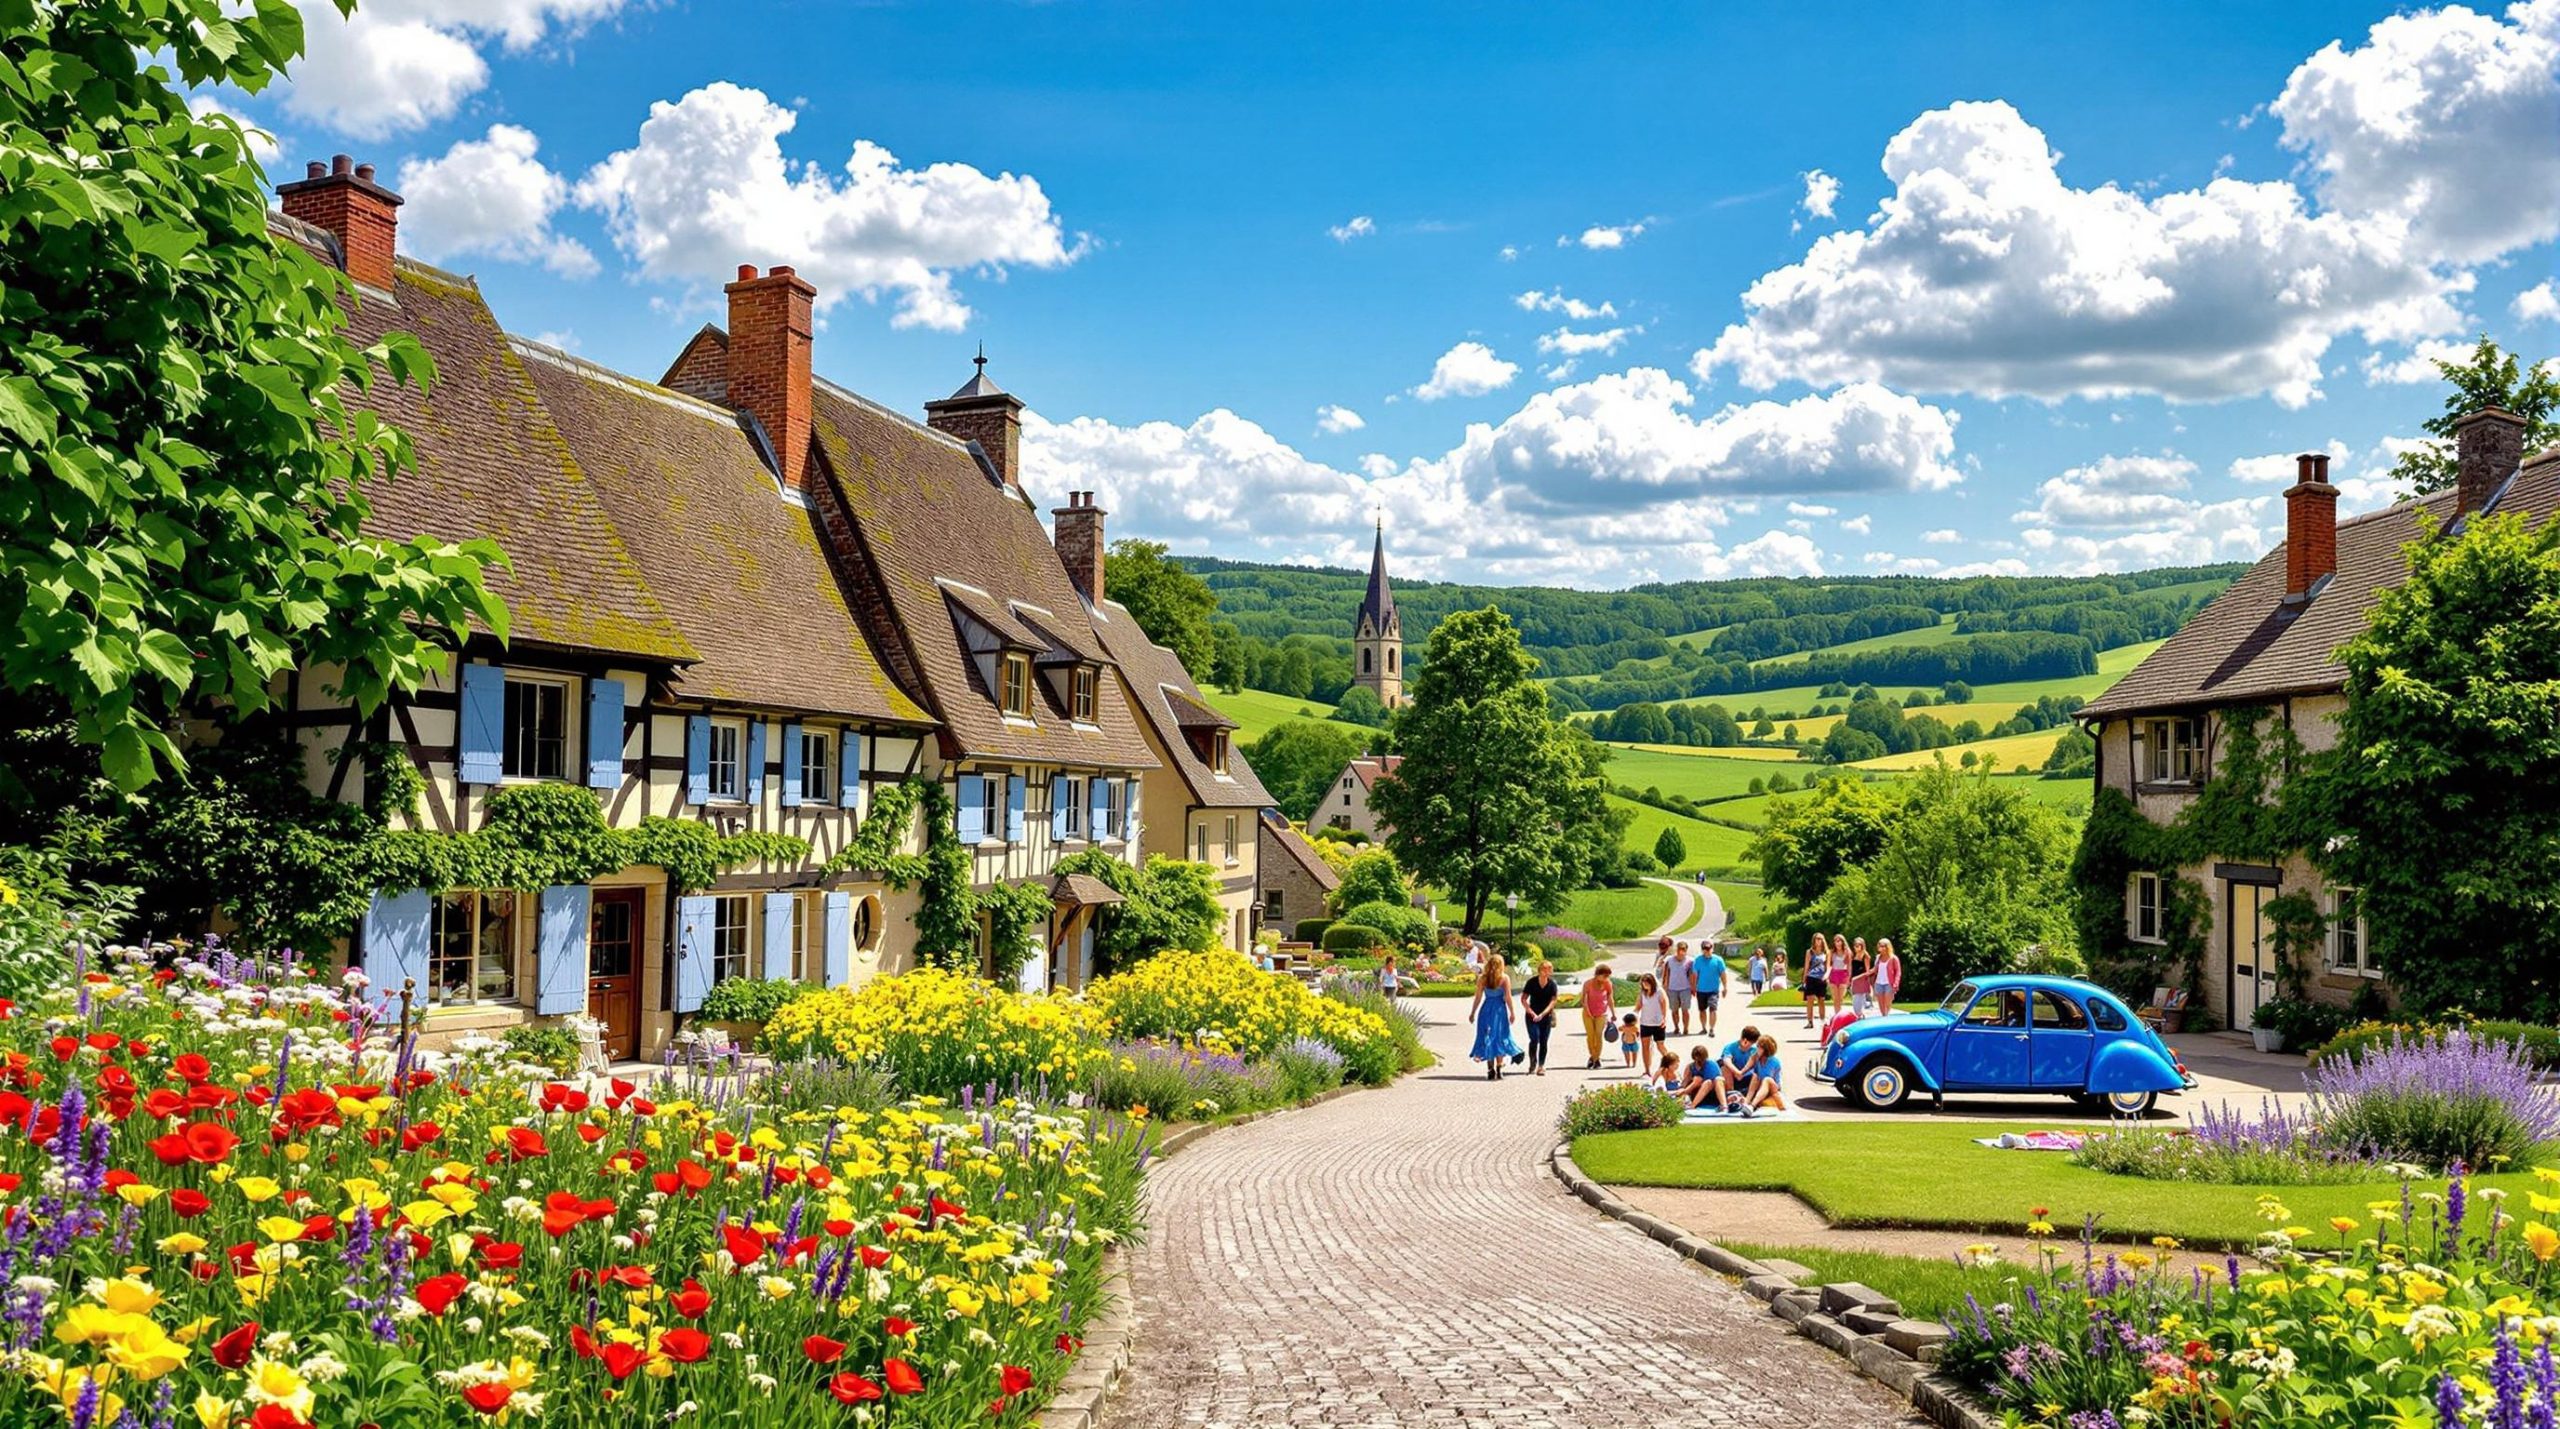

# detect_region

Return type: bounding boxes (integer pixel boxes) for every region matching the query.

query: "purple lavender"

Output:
[2451,1164,2471,1244]
[2494,1318,2528,1429]
[2443,1372,2471,1429]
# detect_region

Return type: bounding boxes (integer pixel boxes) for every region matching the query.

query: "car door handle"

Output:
[2012,1033,2028,1041]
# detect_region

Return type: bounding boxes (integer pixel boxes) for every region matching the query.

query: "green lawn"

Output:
[1602,747,1795,804]
[1709,877,1771,937]
[1654,638,2166,721]
[1748,614,1973,670]
[1610,794,1755,871]
[1548,883,1679,942]
[1202,687,1338,742]
[1571,1120,2533,1247]
[1722,1240,2051,1320]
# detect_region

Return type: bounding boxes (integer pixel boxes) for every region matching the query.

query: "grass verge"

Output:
[1721,1240,2056,1321]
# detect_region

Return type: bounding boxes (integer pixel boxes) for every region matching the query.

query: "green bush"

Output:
[1323,977,1430,1072]
[1338,899,1435,950]
[1292,917,1336,944]
[697,976,803,1025]
[2313,1018,2560,1072]
[1321,923,1389,954]
[500,1023,582,1076]
[1332,850,1409,913]
[1558,1083,1686,1138]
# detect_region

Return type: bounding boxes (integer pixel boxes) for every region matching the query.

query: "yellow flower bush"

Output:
[1086,949,1399,1083]
[764,967,1113,1098]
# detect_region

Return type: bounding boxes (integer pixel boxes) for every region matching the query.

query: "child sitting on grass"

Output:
[1646,1052,1683,1093]
[1736,1034,1787,1114]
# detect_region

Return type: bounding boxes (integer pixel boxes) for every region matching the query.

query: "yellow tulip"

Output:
[242,1360,314,1420]
[2528,1223,2560,1263]
[192,1392,233,1429]
[233,1176,280,1203]
[96,1278,162,1317]
[158,1233,208,1256]
[256,1217,305,1244]
[114,1182,161,1208]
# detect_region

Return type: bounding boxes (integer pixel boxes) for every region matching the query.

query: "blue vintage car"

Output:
[1810,974,2193,1115]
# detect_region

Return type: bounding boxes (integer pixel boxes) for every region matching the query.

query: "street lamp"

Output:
[1504,893,1518,946]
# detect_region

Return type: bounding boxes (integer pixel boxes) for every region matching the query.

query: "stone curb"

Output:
[1547,1140,2000,1429]
[1067,1075,1393,1427]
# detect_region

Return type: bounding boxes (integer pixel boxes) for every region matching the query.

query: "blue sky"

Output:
[218,1,2560,586]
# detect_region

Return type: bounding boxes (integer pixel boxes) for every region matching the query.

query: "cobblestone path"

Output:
[1109,1002,1916,1428]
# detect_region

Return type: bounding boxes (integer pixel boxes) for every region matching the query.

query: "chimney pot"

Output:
[736,264,757,282]
[772,265,795,278]
[304,161,325,180]
[354,163,375,182]
[331,154,352,176]
[1053,493,1107,606]
[2284,444,2340,598]
[722,264,817,492]
[279,154,403,290]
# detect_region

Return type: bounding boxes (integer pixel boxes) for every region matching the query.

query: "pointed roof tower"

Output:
[1356,518,1399,639]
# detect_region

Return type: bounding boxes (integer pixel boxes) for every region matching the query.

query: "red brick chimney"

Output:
[2454,406,2526,517]
[2283,452,2338,598]
[1053,491,1106,605]
[926,351,1024,488]
[277,154,402,290]
[724,264,816,492]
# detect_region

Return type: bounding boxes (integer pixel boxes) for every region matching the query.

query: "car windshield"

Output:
[1938,981,1978,1015]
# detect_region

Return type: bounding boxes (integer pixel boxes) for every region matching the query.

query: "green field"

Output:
[1608,793,1754,871]
[1749,614,1973,669]
[1854,725,2066,774]
[1601,747,1791,803]
[1203,687,1337,741]
[1547,883,1679,942]
[1660,637,2165,720]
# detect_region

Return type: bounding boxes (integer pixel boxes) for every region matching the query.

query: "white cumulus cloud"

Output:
[2227,439,2351,483]
[2515,280,2560,323]
[1922,528,1963,544]
[1798,168,1840,222]
[1411,341,1519,401]
[1314,405,1365,434]
[574,82,1076,331]
[284,0,627,139]
[397,124,596,277]
[1515,289,1619,320]
[1328,215,1376,243]
[2008,441,2403,573]
[1565,221,1647,250]
[1536,326,1637,357]
[1840,513,1874,535]
[2362,337,2474,385]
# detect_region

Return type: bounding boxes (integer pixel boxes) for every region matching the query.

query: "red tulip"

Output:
[1000,1365,1035,1397]
[658,1328,710,1364]
[827,1373,883,1405]
[172,1053,211,1083]
[569,1325,598,1360]
[479,1241,524,1270]
[415,1273,468,1317]
[183,1122,240,1164]
[460,1383,512,1416]
[212,1322,260,1370]
[598,1341,647,1381]
[721,1222,765,1268]
[858,1245,891,1270]
[802,1335,846,1365]
[246,1406,309,1429]
[668,1280,711,1319]
[883,1317,919,1339]
[883,1358,924,1395]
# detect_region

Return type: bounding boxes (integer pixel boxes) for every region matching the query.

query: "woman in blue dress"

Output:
[1468,953,1523,1080]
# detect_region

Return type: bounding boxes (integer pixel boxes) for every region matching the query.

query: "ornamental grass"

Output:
[2,946,1145,1429]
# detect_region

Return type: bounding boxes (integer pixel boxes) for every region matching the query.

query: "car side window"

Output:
[1962,991,2021,1026]
[2089,998,2128,1032]
[2031,991,2088,1030]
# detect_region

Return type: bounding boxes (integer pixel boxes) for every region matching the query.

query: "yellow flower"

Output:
[758,1276,794,1300]
[2152,1236,2180,1251]
[96,1278,162,1317]
[944,1284,984,1317]
[2404,1277,2448,1305]
[2529,1223,2560,1263]
[115,1182,161,1208]
[56,1303,142,1346]
[2120,1251,2154,1270]
[192,1393,232,1429]
[157,1233,208,1256]
[257,1216,306,1244]
[233,1176,280,1204]
[242,1360,314,1420]
[2329,1217,2361,1235]
[103,1320,190,1380]
[401,1200,453,1229]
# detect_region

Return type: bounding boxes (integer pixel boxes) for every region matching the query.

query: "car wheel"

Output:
[1852,1059,1914,1112]
[2099,1090,2157,1118]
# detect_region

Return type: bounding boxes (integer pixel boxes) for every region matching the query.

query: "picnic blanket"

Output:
[1681,1105,1802,1124]
[1970,1130,2085,1152]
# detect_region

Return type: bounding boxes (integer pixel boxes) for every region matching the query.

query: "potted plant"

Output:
[695,976,803,1051]
[2250,998,2294,1053]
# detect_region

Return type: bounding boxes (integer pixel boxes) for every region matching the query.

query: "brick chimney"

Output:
[1053,491,1106,605]
[277,154,402,290]
[2454,406,2526,517]
[724,264,816,492]
[2283,452,2338,598]
[926,351,1024,488]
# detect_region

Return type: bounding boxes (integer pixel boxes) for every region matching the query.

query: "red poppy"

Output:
[500,1126,548,1161]
[399,1121,443,1153]
[597,1342,647,1381]
[802,1335,846,1365]
[721,1222,765,1268]
[539,1084,590,1114]
[479,1241,524,1270]
[140,1089,186,1121]
[47,1036,75,1062]
[460,1383,512,1416]
[883,1359,924,1395]
[658,1328,710,1364]
[246,1406,309,1429]
[212,1322,261,1370]
[883,1317,919,1339]
[574,1123,607,1145]
[598,1265,653,1290]
[569,1325,598,1360]
[299,1214,337,1244]
[928,1195,966,1223]
[858,1245,892,1270]
[180,1122,239,1164]
[668,1280,711,1319]
[274,1087,341,1133]
[822,1218,854,1239]
[415,1273,468,1317]
[172,1053,212,1084]
[828,1373,883,1405]
[84,1032,119,1052]
[1000,1365,1035,1397]
[1055,1333,1083,1355]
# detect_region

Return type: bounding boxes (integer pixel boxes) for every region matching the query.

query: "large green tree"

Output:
[2316,511,2560,1019]
[2390,338,2559,498]
[1105,540,1217,678]
[1366,607,1608,933]
[1243,718,1369,823]
[1748,776,1900,905]
[0,0,505,789]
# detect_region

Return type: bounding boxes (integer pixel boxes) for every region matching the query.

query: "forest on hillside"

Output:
[1184,558,2244,713]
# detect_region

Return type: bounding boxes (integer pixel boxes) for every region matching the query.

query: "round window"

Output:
[852,894,883,953]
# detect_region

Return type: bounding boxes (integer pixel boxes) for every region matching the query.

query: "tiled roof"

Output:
[1161,687,1234,730]
[2082,451,2560,718]
[511,341,927,723]
[1091,599,1272,809]
[313,242,694,665]
[1259,810,1342,892]
[1347,755,1403,789]
[802,378,1157,770]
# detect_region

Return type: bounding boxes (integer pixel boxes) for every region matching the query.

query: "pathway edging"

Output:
[1548,1140,2001,1429]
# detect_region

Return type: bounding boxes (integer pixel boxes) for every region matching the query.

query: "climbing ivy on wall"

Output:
[369,782,807,897]
[821,779,1043,977]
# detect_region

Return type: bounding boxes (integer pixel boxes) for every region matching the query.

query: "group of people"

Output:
[1646,1026,1787,1115]
[1794,932,1901,1027]
[1465,953,1563,1079]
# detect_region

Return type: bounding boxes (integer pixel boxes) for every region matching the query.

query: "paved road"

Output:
[1640,877,1726,943]
[1110,1003,1917,1429]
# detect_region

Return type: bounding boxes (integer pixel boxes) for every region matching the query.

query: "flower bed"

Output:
[763,967,1115,1099]
[3,947,1145,1428]
[1942,1169,2560,1427]
[1083,949,1400,1084]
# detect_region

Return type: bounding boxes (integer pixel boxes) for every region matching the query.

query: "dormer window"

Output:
[1210,729,1231,775]
[1071,667,1097,724]
[1000,653,1034,719]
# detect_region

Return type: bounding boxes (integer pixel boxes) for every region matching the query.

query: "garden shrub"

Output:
[1292,917,1335,944]
[763,968,1113,1098]
[499,1022,581,1076]
[1268,1036,1350,1101]
[1320,974,1430,1073]
[1331,849,1410,913]
[1322,923,1388,954]
[2313,1018,2560,1072]
[695,975,803,1025]
[2307,1025,2560,1170]
[1338,899,1435,950]
[1557,1083,1686,1138]
[1086,947,1401,1083]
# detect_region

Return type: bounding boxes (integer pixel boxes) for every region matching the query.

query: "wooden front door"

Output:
[2227,879,2274,1030]
[588,888,644,1061]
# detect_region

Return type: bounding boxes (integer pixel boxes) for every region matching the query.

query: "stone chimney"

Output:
[2454,407,2526,517]
[926,351,1024,488]
[277,154,402,290]
[1053,491,1106,605]
[2283,452,2338,598]
[724,264,816,492]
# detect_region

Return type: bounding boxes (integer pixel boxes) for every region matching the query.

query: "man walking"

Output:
[1694,943,1729,1038]
[1663,942,1695,1037]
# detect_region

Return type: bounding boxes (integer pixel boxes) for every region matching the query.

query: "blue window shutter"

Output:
[745,721,768,806]
[1006,775,1027,843]
[361,889,433,1017]
[534,885,591,1015]
[761,892,796,979]
[1089,777,1110,841]
[674,896,716,1013]
[584,679,625,790]
[780,723,804,808]
[1050,777,1068,839]
[457,664,504,785]
[685,716,710,805]
[838,732,862,809]
[956,775,986,843]
[823,892,852,987]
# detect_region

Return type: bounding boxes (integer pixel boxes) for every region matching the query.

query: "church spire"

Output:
[1353,516,1403,708]
[1357,517,1398,639]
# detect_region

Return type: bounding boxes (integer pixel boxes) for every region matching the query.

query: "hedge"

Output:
[1321,923,1389,954]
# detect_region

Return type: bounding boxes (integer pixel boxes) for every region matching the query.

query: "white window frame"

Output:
[430,889,520,1009]
[1098,779,1125,842]
[710,894,751,983]
[501,674,575,782]
[706,719,746,802]
[2129,872,2163,945]
[799,728,833,805]
[2141,717,2205,786]
[1210,729,1231,776]
[2327,887,2376,978]
[1194,822,1209,863]
[1061,776,1086,840]
[1224,814,1239,866]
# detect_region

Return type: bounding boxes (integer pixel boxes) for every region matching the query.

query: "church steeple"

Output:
[1353,517,1403,708]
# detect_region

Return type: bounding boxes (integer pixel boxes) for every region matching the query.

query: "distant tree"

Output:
[1208,622,1249,693]
[1330,684,1388,728]
[1243,720,1370,823]
[1652,827,1688,870]
[1765,771,1795,793]
[1941,681,1974,704]
[1821,724,1888,764]
[1271,647,1316,700]
[1750,717,1776,738]
[1331,848,1412,914]
[2042,725,2096,778]
[1107,540,1219,677]
[1747,777,1765,796]
[1368,607,1609,933]
[2316,511,2560,1019]
[2389,339,2558,498]
[1782,723,1799,743]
